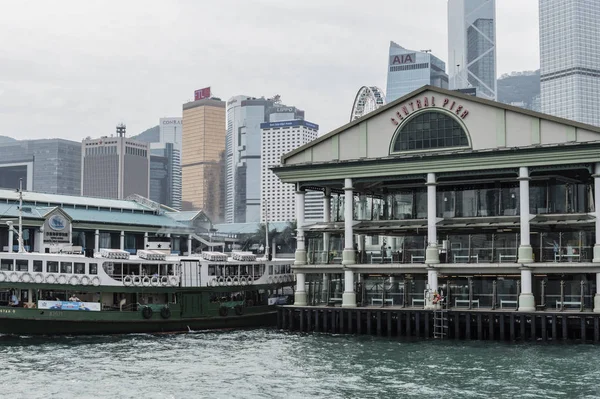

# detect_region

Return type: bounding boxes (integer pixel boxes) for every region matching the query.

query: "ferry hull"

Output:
[0,308,277,336]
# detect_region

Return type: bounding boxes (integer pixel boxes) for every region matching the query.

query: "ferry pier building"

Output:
[273,86,600,313]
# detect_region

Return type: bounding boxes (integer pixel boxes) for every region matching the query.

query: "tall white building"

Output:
[159,118,182,153]
[540,0,600,126]
[448,0,497,100]
[386,42,448,102]
[226,95,304,223]
[260,120,321,223]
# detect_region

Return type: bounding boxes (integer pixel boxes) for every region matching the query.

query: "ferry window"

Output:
[33,261,43,272]
[60,262,73,274]
[269,265,273,275]
[47,261,58,273]
[0,259,14,271]
[89,263,98,275]
[74,263,85,274]
[16,259,28,272]
[208,264,216,276]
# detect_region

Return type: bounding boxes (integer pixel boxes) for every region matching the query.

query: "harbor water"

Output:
[1,329,600,398]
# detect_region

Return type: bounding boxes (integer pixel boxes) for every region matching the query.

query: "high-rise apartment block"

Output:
[81,126,150,199]
[0,139,81,195]
[150,142,181,210]
[540,0,600,126]
[181,98,226,222]
[260,120,322,223]
[448,0,497,100]
[226,95,304,223]
[386,42,448,102]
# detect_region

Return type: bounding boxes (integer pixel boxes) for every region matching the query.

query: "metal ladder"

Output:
[433,306,448,339]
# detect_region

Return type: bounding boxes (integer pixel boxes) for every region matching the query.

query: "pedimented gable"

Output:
[282,86,600,166]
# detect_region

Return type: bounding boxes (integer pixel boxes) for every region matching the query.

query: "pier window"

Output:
[89,263,98,275]
[16,259,28,272]
[60,262,73,274]
[74,263,85,274]
[392,111,469,152]
[33,260,42,273]
[47,261,58,273]
[0,259,13,271]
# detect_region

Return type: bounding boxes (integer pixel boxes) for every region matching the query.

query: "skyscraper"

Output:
[386,42,448,102]
[0,139,81,195]
[225,95,304,223]
[260,120,322,223]
[181,97,226,221]
[149,142,181,209]
[448,0,497,100]
[540,0,600,126]
[159,117,182,153]
[81,126,150,199]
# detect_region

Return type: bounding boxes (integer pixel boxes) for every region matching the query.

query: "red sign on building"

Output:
[194,87,211,101]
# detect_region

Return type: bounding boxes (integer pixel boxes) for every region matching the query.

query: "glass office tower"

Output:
[540,0,600,126]
[386,42,448,102]
[448,0,497,100]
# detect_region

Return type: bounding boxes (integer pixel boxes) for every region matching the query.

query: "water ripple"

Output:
[0,331,600,398]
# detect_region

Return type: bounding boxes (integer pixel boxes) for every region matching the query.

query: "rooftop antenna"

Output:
[421,49,432,53]
[116,123,126,138]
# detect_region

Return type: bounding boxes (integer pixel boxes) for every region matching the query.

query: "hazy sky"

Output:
[0,0,539,141]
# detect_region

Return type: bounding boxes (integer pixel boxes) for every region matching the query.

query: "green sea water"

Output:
[1,330,599,398]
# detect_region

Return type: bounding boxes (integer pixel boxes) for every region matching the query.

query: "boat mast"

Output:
[17,178,24,253]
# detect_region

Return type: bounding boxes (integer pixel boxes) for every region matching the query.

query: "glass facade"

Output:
[448,0,497,100]
[0,139,81,195]
[385,42,448,102]
[540,0,600,126]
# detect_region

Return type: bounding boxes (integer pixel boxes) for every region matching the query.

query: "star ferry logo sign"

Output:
[390,95,469,126]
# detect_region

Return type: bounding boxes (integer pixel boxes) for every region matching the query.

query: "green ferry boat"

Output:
[0,248,294,335]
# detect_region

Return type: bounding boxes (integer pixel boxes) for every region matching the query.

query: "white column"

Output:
[322,273,329,301]
[144,232,149,249]
[294,188,307,306]
[428,268,439,292]
[425,173,440,264]
[342,270,355,307]
[94,229,100,252]
[295,189,306,265]
[518,166,533,263]
[425,267,439,309]
[519,267,535,311]
[119,231,125,251]
[594,272,600,313]
[593,163,600,263]
[8,225,13,253]
[294,272,307,306]
[187,235,193,256]
[342,178,355,265]
[342,178,356,307]
[322,189,331,263]
[36,227,44,252]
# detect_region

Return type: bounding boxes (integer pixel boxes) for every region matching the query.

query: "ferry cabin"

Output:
[273,85,600,312]
[0,249,293,312]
